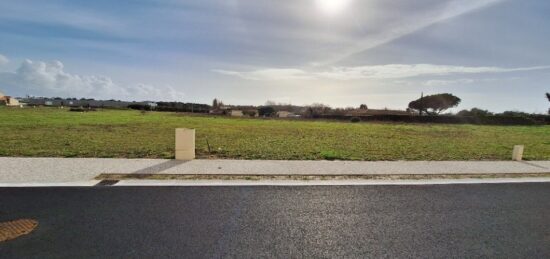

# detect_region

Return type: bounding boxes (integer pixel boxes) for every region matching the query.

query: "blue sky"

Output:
[0,0,549,112]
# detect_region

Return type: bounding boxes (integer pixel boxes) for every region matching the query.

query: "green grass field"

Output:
[0,107,549,160]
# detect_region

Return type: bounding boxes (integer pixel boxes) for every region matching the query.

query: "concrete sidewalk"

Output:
[1,157,549,184]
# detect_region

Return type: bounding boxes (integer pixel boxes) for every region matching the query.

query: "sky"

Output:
[0,0,549,113]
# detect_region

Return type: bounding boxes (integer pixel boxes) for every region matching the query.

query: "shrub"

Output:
[242,110,257,117]
[350,117,361,123]
[457,108,493,117]
[258,106,276,117]
[317,114,545,125]
[128,104,150,110]
[156,102,210,113]
[69,107,96,112]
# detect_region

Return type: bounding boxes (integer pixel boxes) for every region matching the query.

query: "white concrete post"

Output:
[512,145,524,161]
[175,128,195,160]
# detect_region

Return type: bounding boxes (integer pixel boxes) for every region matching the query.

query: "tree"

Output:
[305,103,331,118]
[258,106,276,117]
[359,104,368,110]
[457,108,493,117]
[546,93,550,114]
[408,93,461,115]
[499,111,530,117]
[265,100,277,106]
[212,98,225,109]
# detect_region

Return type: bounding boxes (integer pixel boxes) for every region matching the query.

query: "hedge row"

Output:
[127,104,210,113]
[155,106,209,113]
[318,114,549,125]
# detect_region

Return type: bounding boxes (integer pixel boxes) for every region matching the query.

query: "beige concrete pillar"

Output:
[512,145,524,161]
[175,128,195,160]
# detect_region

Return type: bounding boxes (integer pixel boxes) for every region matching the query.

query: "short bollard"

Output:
[175,128,195,160]
[512,145,524,161]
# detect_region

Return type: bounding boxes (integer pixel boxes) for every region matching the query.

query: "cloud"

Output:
[316,64,550,80]
[0,0,511,69]
[0,54,8,66]
[214,64,550,81]
[212,68,314,81]
[323,0,505,64]
[0,59,185,101]
[423,79,475,87]
[422,76,522,87]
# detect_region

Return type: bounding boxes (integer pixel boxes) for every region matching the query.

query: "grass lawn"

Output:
[0,107,549,160]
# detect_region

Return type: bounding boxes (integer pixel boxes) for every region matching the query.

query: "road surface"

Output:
[1,183,550,258]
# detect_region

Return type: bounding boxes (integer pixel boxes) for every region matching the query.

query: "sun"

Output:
[315,0,352,16]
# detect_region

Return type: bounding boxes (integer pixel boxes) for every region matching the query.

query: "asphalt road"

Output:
[1,183,550,258]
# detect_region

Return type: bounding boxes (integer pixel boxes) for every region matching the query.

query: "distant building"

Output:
[209,109,225,115]
[209,106,230,115]
[209,106,250,117]
[0,91,21,107]
[287,114,302,118]
[230,110,243,117]
[276,111,294,118]
[241,109,259,117]
[143,102,157,108]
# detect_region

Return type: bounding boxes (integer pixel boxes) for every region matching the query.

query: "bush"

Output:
[457,108,493,117]
[350,117,361,123]
[258,106,276,117]
[317,114,546,125]
[156,102,210,113]
[128,104,150,110]
[242,110,257,117]
[69,107,96,112]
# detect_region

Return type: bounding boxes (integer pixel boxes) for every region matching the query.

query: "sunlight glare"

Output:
[315,0,352,16]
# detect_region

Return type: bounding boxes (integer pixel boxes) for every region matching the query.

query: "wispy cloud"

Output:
[423,79,475,87]
[212,68,314,81]
[0,1,126,35]
[421,76,522,87]
[0,54,8,66]
[0,0,509,67]
[214,64,550,81]
[322,0,505,64]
